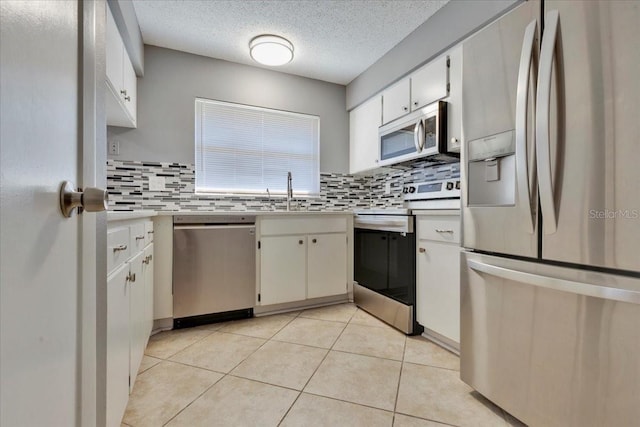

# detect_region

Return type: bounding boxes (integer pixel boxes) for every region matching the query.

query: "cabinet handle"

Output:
[124,96,131,102]
[435,229,454,233]
[127,272,136,282]
[120,89,127,96]
[312,238,317,243]
[113,244,127,252]
[147,230,154,235]
[135,235,144,241]
[419,247,426,253]
[298,240,304,245]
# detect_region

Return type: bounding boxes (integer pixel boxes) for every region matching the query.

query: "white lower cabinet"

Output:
[307,233,347,299]
[107,218,154,426]
[416,212,461,346]
[106,263,130,427]
[260,235,307,305]
[258,215,350,306]
[128,251,145,392]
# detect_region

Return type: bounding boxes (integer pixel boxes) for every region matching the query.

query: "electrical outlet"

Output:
[108,140,120,156]
[385,182,391,194]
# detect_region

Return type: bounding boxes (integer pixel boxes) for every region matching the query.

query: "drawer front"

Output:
[107,226,130,274]
[260,216,348,236]
[144,220,154,244]
[130,222,146,255]
[417,215,460,244]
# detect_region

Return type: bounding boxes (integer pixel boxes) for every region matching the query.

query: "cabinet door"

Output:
[143,244,154,339]
[416,240,460,343]
[382,78,410,124]
[411,55,449,111]
[106,263,130,427]
[260,235,307,305]
[307,233,347,299]
[122,52,137,124]
[446,45,462,152]
[105,7,123,95]
[128,251,145,392]
[349,96,381,173]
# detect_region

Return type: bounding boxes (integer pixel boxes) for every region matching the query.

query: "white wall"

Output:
[108,46,349,173]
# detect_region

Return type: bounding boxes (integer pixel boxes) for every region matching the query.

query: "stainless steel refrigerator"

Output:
[460,1,640,425]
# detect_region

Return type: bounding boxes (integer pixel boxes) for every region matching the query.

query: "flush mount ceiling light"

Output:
[249,35,294,66]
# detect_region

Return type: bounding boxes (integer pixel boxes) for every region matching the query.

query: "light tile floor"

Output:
[122,303,525,427]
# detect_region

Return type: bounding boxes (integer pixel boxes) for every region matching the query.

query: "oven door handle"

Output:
[355,216,414,233]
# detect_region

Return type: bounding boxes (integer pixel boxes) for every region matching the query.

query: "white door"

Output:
[0,1,104,425]
[260,235,307,305]
[307,234,348,299]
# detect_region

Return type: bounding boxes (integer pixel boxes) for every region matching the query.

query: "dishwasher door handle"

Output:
[174,224,256,230]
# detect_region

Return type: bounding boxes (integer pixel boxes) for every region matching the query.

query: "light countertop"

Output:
[107,210,353,221]
[107,211,157,222]
[154,210,354,217]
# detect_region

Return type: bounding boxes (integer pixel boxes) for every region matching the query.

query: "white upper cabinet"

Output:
[446,45,463,152]
[106,7,137,128]
[411,55,449,111]
[349,95,381,174]
[381,53,451,125]
[382,79,411,124]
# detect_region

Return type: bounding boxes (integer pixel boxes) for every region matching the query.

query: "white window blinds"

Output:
[195,98,320,196]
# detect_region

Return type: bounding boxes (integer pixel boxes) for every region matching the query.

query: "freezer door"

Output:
[537,1,640,271]
[461,1,540,258]
[461,251,640,426]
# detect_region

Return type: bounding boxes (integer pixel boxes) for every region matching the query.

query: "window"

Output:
[195,98,320,196]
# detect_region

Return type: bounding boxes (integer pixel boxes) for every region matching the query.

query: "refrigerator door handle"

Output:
[536,10,559,234]
[467,259,640,305]
[515,19,538,234]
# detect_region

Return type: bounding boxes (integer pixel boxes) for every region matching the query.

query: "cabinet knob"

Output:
[419,247,426,253]
[127,272,136,283]
[120,89,127,96]
[413,101,418,107]
[312,238,317,243]
[402,106,408,111]
[298,240,303,245]
[124,96,131,102]
[451,137,459,144]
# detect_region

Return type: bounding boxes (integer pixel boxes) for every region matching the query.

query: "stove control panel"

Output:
[402,178,461,201]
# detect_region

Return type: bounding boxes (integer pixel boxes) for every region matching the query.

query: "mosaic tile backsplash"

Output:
[107,159,459,212]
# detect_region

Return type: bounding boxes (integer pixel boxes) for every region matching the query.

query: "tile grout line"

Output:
[274,309,355,426]
[157,316,297,426]
[392,334,408,424]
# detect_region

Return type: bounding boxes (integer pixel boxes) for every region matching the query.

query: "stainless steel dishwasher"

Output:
[173,215,256,328]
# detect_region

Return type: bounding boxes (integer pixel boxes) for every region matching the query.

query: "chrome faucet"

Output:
[286,172,293,211]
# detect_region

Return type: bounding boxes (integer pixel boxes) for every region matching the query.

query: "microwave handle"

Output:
[414,119,424,152]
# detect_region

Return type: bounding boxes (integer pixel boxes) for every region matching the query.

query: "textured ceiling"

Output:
[132,0,449,85]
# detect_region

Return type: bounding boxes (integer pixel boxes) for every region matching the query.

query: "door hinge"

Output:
[447,83,450,93]
[258,240,261,249]
[447,57,450,68]
[258,293,261,302]
[128,375,131,388]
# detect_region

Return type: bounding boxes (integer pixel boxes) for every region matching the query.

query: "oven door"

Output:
[354,228,416,305]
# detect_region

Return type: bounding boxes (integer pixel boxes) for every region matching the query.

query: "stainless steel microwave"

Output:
[378,100,457,166]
